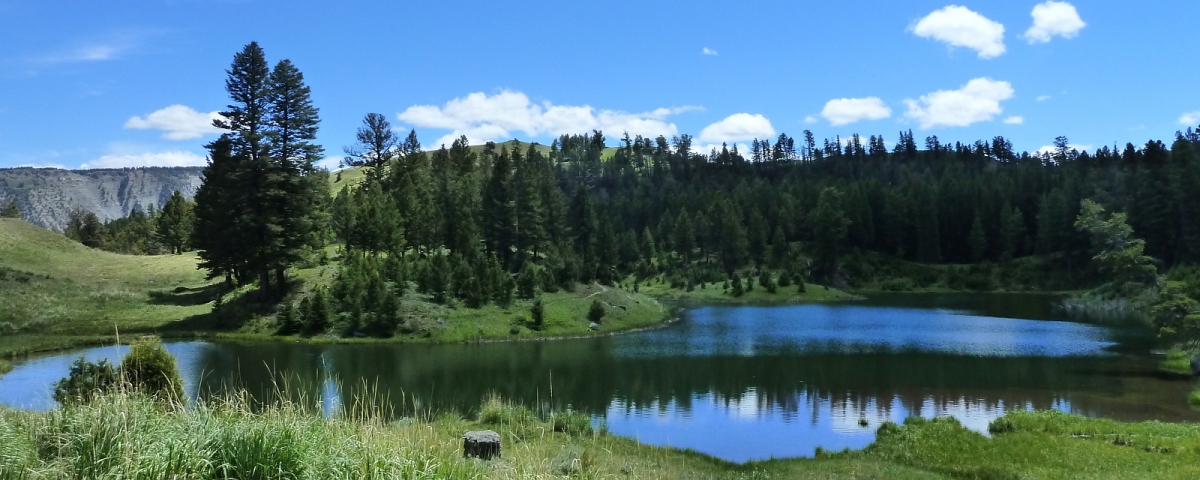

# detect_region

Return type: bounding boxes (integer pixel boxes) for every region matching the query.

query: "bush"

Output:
[120,339,184,403]
[529,297,545,331]
[53,357,119,404]
[587,300,606,324]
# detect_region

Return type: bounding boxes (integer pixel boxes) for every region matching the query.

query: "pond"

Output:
[2,293,1194,462]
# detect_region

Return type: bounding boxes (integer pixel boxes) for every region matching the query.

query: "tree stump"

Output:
[463,430,501,460]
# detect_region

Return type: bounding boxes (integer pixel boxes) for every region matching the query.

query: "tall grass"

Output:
[0,390,477,480]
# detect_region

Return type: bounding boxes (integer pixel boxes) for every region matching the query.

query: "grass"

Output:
[6,391,1200,479]
[1161,347,1193,375]
[0,218,213,362]
[0,218,681,372]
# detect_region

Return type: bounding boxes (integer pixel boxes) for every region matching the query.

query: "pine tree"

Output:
[810,187,850,279]
[672,209,694,263]
[514,145,546,263]
[483,148,516,268]
[156,191,193,254]
[968,213,988,263]
[343,113,397,183]
[587,299,606,324]
[193,136,249,284]
[769,227,790,268]
[266,58,328,286]
[529,297,545,331]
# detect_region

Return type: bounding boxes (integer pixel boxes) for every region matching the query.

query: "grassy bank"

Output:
[5,392,1200,479]
[0,218,675,370]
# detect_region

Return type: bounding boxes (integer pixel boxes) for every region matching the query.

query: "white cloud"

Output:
[1035,143,1093,156]
[804,115,820,125]
[903,78,1015,129]
[1180,111,1200,126]
[820,97,892,126]
[80,151,207,169]
[1036,95,1052,102]
[698,113,775,143]
[910,5,1006,59]
[691,142,754,158]
[1023,1,1086,44]
[702,47,718,56]
[397,91,700,148]
[315,156,343,171]
[124,105,224,140]
[1003,116,1024,124]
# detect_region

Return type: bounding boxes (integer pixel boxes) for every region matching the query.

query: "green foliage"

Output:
[1075,199,1160,297]
[193,42,329,294]
[529,297,545,331]
[52,357,119,404]
[119,338,184,403]
[156,190,194,254]
[811,187,850,279]
[516,261,538,299]
[1151,282,1200,345]
[276,301,301,335]
[0,200,18,218]
[731,273,745,297]
[587,299,606,324]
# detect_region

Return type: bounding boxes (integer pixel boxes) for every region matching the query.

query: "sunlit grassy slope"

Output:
[0,218,212,358]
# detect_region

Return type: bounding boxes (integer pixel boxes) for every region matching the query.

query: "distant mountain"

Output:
[0,167,203,231]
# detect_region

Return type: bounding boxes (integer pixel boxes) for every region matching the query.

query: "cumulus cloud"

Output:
[910,5,1006,59]
[904,78,1014,129]
[820,97,892,126]
[1036,95,1052,102]
[702,47,718,56]
[698,113,775,143]
[397,91,700,148]
[124,105,224,140]
[804,115,820,125]
[1023,1,1086,44]
[1180,111,1200,126]
[1003,116,1024,124]
[80,151,208,169]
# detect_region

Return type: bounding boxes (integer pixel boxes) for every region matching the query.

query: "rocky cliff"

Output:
[0,167,203,231]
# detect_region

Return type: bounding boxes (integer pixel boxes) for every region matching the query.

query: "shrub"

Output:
[587,300,606,324]
[530,297,545,331]
[276,301,301,335]
[120,339,184,403]
[52,357,119,404]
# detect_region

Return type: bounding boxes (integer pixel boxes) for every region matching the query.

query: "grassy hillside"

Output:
[0,218,672,365]
[4,391,1199,479]
[0,218,212,359]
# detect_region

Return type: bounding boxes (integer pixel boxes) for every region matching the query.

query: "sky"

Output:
[1,0,1199,170]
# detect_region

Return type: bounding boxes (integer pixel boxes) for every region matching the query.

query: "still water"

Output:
[2,293,1195,462]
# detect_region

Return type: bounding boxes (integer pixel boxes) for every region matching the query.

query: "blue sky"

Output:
[2,1,1198,169]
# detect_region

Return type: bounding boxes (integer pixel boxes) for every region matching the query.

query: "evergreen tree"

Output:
[483,148,516,268]
[156,190,193,254]
[265,58,328,286]
[0,200,18,218]
[343,113,397,183]
[769,227,790,268]
[529,297,545,331]
[968,213,988,263]
[587,299,606,324]
[810,187,850,279]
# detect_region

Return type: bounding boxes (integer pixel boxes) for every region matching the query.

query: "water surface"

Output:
[2,293,1192,462]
